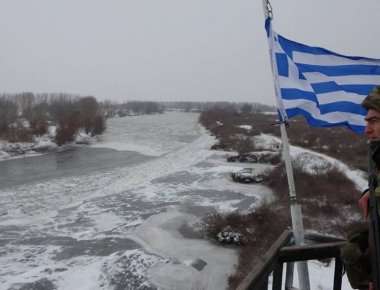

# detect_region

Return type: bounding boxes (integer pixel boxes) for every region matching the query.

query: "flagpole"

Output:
[262,1,310,289]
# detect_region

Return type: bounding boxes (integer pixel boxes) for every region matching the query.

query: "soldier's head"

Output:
[362,86,380,140]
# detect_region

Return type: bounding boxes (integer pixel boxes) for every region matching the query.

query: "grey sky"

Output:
[0,0,379,105]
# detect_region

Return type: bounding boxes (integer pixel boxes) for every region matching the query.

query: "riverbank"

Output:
[0,130,96,162]
[199,109,365,289]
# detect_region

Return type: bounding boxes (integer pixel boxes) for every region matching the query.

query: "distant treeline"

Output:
[0,93,275,145]
[101,101,275,117]
[0,92,106,145]
[101,101,164,118]
[162,101,276,113]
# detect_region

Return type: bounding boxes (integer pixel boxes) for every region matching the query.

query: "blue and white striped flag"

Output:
[265,19,380,133]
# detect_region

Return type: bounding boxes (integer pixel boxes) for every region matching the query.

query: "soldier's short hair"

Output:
[362,86,380,112]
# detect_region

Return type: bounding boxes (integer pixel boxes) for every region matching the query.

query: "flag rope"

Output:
[263,0,273,19]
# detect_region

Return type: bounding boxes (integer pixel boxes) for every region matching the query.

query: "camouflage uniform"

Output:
[341,223,371,289]
[340,86,380,289]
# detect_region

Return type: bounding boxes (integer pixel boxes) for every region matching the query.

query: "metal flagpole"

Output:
[261,1,310,289]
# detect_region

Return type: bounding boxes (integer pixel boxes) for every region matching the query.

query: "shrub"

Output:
[7,127,33,142]
[202,204,289,289]
[30,118,48,136]
[236,137,255,155]
[92,115,106,135]
[55,111,81,145]
[0,98,18,136]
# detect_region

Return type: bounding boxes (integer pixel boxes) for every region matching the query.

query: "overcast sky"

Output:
[0,0,379,105]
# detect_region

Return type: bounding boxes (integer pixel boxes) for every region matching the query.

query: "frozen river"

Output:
[0,112,271,290]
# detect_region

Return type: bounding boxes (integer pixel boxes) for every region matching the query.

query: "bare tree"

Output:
[0,98,17,136]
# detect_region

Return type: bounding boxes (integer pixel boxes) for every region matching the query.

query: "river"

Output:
[0,112,270,290]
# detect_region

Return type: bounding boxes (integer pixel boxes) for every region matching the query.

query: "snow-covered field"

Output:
[0,112,355,290]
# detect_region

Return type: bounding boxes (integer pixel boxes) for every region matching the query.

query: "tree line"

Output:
[162,101,276,113]
[0,92,106,145]
[101,101,165,118]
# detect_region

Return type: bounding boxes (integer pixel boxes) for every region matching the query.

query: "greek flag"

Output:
[265,19,380,133]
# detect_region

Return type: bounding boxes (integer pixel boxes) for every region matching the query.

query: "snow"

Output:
[197,198,244,212]
[237,125,252,130]
[54,257,105,290]
[0,142,43,162]
[48,125,57,137]
[262,111,278,115]
[92,141,162,156]
[0,150,10,160]
[33,135,58,151]
[131,208,238,290]
[100,249,167,290]
[0,125,92,162]
[305,261,351,290]
[267,260,352,290]
[9,118,30,129]
[255,134,367,191]
[254,133,281,151]
[75,131,94,145]
[92,113,201,157]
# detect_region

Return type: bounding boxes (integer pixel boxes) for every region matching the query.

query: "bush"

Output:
[7,127,33,142]
[257,152,281,165]
[202,204,289,289]
[0,98,18,136]
[55,111,81,145]
[30,118,48,136]
[92,115,106,135]
[236,137,255,155]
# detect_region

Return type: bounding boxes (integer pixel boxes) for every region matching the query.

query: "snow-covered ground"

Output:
[268,260,351,290]
[254,133,367,190]
[237,125,252,131]
[0,113,357,290]
[0,138,53,161]
[0,126,96,162]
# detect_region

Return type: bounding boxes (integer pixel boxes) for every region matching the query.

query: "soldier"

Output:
[342,86,380,290]
[360,86,380,217]
[341,87,380,290]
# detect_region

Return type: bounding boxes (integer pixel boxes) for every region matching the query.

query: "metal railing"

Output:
[237,230,346,290]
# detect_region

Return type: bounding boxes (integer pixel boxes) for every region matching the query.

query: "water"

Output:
[0,112,269,290]
[0,148,149,189]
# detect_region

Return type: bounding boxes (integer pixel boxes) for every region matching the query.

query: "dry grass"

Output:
[199,109,368,170]
[264,163,361,234]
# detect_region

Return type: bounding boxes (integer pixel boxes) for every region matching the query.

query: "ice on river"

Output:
[91,112,202,156]
[0,113,353,290]
[0,112,270,290]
